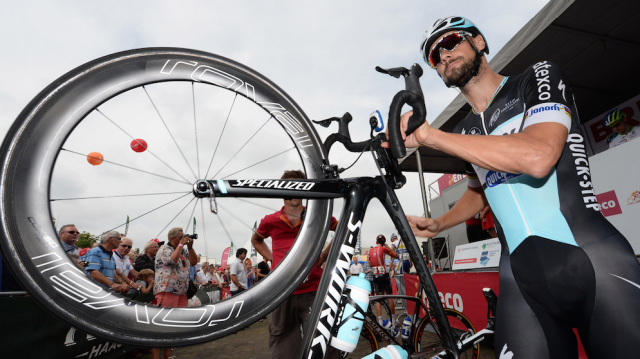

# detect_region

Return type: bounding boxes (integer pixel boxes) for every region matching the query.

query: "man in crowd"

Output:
[349,255,363,276]
[256,257,270,282]
[113,237,141,290]
[605,108,639,149]
[59,224,80,256]
[368,234,398,326]
[229,248,248,296]
[361,257,374,287]
[134,238,162,272]
[251,170,340,359]
[84,231,131,292]
[152,227,197,359]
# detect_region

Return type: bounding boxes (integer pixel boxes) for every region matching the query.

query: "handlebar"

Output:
[376,64,426,158]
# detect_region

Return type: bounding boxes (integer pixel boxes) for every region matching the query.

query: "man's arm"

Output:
[89,270,127,292]
[256,266,267,279]
[230,274,243,289]
[408,185,487,238]
[251,232,272,262]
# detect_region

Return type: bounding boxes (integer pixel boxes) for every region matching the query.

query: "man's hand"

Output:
[408,215,441,238]
[130,282,142,290]
[382,110,433,150]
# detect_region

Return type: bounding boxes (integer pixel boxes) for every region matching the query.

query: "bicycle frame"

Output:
[194,175,458,358]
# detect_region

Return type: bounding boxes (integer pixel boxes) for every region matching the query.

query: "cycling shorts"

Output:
[372,273,392,295]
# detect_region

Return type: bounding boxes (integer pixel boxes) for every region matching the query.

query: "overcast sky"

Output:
[0,1,549,262]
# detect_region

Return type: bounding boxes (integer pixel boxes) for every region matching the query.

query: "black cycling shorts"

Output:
[372,273,392,295]
[495,234,640,359]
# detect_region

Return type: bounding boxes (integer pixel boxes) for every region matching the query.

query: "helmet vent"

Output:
[452,16,463,23]
[433,22,447,32]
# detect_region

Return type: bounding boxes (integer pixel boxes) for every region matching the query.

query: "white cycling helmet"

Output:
[420,16,489,62]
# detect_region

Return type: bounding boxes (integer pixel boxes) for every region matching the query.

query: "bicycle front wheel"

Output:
[0,48,332,346]
[414,308,479,359]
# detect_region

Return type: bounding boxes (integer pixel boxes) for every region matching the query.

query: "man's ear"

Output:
[473,34,487,53]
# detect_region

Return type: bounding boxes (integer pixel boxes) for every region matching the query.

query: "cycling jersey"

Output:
[453,61,640,359]
[368,246,391,275]
[606,125,639,149]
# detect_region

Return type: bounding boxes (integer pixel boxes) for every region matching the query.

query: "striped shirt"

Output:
[84,245,116,288]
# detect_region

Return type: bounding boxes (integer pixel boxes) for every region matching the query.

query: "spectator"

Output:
[135,239,162,272]
[84,231,130,292]
[59,224,80,255]
[152,227,197,359]
[350,255,363,276]
[189,254,201,282]
[113,237,141,290]
[67,252,85,270]
[251,169,340,359]
[214,267,227,289]
[196,262,212,287]
[130,269,155,295]
[230,248,248,296]
[244,258,255,288]
[368,234,399,326]
[361,259,373,285]
[208,265,217,285]
[256,257,270,282]
[394,235,413,274]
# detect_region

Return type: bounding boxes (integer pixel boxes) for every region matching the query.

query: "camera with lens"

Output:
[187,234,198,240]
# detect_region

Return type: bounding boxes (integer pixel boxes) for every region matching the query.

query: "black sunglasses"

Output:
[66,231,81,235]
[120,244,132,249]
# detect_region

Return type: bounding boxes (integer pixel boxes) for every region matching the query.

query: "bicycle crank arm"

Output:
[430,328,494,358]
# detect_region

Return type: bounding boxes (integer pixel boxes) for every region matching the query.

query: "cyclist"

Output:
[604,108,639,149]
[368,234,399,326]
[389,16,640,358]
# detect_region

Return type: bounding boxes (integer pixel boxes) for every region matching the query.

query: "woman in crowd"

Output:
[244,258,255,288]
[196,262,212,287]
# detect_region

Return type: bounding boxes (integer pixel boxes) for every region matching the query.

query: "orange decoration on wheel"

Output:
[87,152,104,166]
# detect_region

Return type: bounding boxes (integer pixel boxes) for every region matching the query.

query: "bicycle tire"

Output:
[0,48,332,346]
[414,308,479,359]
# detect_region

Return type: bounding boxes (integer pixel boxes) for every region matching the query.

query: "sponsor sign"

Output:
[452,238,501,270]
[437,173,467,192]
[584,93,640,154]
[590,138,640,253]
[596,190,622,217]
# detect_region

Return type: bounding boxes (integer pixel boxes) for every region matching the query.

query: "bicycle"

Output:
[345,281,496,359]
[1,47,465,358]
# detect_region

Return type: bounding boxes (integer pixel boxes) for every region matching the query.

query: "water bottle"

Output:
[361,345,408,359]
[382,319,399,337]
[401,316,412,340]
[330,273,371,352]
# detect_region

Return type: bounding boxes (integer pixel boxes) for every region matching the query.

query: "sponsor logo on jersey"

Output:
[485,171,522,188]
[524,103,570,122]
[231,179,315,191]
[502,98,520,113]
[566,134,600,211]
[533,61,553,101]
[489,108,501,127]
[469,127,481,135]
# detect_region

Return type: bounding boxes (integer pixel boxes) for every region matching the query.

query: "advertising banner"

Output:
[583,93,640,155]
[590,138,640,254]
[220,247,231,268]
[451,238,501,270]
[437,173,467,193]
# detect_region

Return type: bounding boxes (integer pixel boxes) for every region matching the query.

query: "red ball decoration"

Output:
[131,139,148,153]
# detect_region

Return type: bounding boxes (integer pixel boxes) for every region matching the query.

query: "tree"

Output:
[76,231,99,248]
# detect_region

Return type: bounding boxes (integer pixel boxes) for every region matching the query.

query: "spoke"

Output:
[216,212,234,244]
[51,191,190,202]
[95,108,192,184]
[222,147,295,179]
[104,192,191,233]
[210,115,273,179]
[204,93,238,179]
[200,199,208,258]
[156,196,197,238]
[192,83,202,179]
[61,148,190,185]
[234,198,279,212]
[185,198,198,233]
[143,86,198,181]
[218,202,254,231]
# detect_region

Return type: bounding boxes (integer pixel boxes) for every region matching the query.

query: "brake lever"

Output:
[376,64,424,98]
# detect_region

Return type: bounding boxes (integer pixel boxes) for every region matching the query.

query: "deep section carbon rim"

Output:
[0,48,332,346]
